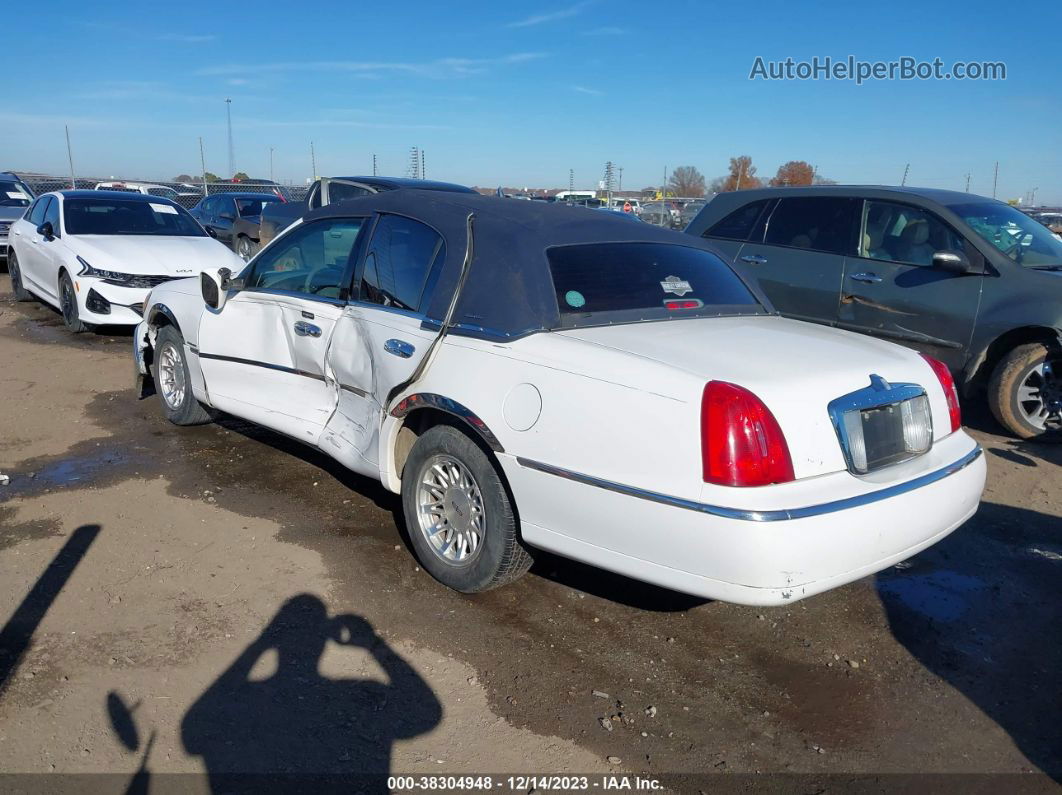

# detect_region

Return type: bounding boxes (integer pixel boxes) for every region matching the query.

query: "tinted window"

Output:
[359,214,444,312]
[327,182,373,204]
[860,200,966,266]
[44,197,60,236]
[234,197,280,217]
[63,199,206,236]
[247,218,364,299]
[0,181,32,208]
[705,199,769,240]
[216,197,236,218]
[28,197,49,226]
[548,243,762,326]
[764,197,857,255]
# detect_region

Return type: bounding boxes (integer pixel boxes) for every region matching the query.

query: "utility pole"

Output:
[901,163,910,186]
[992,162,999,199]
[225,98,234,178]
[569,168,574,196]
[965,173,971,193]
[663,165,668,197]
[310,141,317,180]
[618,166,623,192]
[199,136,208,197]
[372,153,377,176]
[1031,187,1038,206]
[64,125,76,189]
[269,147,274,183]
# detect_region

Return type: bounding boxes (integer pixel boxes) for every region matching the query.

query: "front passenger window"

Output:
[860,201,965,267]
[246,218,364,299]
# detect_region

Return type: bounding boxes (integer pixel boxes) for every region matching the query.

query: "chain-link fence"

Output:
[13,173,308,210]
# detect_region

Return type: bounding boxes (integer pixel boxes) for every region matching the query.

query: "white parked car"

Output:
[93,181,183,202]
[7,191,243,332]
[133,192,986,605]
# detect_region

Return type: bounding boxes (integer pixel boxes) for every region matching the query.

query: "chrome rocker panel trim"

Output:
[516,446,983,522]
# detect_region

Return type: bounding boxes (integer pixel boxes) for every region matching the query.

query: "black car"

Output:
[687,186,1062,439]
[189,192,287,261]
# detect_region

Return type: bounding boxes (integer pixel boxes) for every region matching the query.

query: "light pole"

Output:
[225,98,234,178]
[269,147,274,183]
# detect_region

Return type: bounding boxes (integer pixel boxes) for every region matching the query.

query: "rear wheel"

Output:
[988,342,1062,440]
[8,252,33,301]
[236,236,259,262]
[153,325,214,426]
[58,271,91,333]
[402,425,532,593]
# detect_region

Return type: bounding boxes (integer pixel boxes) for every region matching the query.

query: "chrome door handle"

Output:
[850,272,882,284]
[740,254,768,264]
[293,321,321,338]
[384,338,415,358]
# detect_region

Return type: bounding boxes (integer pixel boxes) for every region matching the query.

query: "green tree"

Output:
[203,172,220,183]
[232,171,250,182]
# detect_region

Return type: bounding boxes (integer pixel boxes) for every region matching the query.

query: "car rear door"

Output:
[837,199,983,370]
[321,213,446,476]
[213,196,237,247]
[733,196,859,324]
[197,216,366,443]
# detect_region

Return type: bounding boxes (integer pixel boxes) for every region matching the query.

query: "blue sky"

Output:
[3,0,1059,202]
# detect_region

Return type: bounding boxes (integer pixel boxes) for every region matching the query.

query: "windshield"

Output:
[64,198,207,236]
[951,201,1062,267]
[0,181,33,208]
[548,242,763,327]
[235,197,281,216]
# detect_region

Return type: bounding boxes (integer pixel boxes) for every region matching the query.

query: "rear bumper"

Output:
[500,433,986,605]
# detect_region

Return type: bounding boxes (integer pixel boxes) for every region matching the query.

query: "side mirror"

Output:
[201,266,245,311]
[205,226,218,239]
[932,250,973,274]
[37,221,54,240]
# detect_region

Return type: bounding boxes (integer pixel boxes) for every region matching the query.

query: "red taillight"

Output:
[701,381,795,487]
[920,354,961,433]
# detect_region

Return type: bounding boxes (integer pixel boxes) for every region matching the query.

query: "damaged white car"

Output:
[133,191,986,605]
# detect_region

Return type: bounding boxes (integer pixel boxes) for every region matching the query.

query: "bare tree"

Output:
[812,174,838,185]
[770,160,815,187]
[721,156,762,191]
[667,166,706,197]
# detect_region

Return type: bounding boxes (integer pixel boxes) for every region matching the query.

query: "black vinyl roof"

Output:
[331,176,476,194]
[303,189,751,338]
[714,184,1001,208]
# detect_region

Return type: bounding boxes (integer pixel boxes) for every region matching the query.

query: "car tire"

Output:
[8,252,33,302]
[58,271,91,333]
[402,424,533,593]
[988,342,1062,441]
[236,236,259,262]
[152,325,214,426]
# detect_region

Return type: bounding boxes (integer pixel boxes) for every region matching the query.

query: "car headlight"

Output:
[77,256,135,283]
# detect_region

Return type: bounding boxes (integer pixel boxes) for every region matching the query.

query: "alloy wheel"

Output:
[158,342,187,411]
[60,279,77,324]
[1015,359,1062,431]
[415,454,485,566]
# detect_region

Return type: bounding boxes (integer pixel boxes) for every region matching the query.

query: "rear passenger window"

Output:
[359,214,444,313]
[764,197,858,255]
[705,200,769,241]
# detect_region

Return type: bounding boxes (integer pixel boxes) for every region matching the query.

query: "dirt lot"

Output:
[0,278,1059,792]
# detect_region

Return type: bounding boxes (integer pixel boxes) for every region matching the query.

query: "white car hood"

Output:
[68,234,242,276]
[556,314,951,478]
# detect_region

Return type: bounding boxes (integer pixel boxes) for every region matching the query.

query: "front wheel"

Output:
[988,342,1062,440]
[152,326,214,426]
[8,252,33,301]
[236,236,259,262]
[58,271,91,333]
[402,425,532,593]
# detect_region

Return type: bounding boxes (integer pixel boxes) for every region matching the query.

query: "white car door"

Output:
[35,195,67,303]
[320,213,447,477]
[14,196,54,296]
[197,216,367,444]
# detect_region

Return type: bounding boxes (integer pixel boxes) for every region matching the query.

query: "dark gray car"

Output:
[0,172,35,264]
[686,186,1062,440]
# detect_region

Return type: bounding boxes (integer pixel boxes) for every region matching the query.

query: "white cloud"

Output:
[571,85,603,96]
[507,1,593,28]
[196,53,547,79]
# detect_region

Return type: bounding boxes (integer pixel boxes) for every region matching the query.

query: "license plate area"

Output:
[829,376,933,475]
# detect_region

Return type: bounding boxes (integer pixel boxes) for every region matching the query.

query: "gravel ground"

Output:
[0,279,1058,792]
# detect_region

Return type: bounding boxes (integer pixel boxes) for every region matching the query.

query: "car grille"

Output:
[102,274,178,289]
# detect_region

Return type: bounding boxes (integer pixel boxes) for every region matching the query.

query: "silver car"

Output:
[0,173,35,262]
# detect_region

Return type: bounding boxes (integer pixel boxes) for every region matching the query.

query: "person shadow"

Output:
[179,594,442,793]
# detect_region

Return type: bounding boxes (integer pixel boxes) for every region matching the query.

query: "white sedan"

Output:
[133,191,986,605]
[7,191,242,332]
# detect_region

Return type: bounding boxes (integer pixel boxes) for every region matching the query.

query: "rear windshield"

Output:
[0,181,32,207]
[64,198,207,236]
[547,242,763,327]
